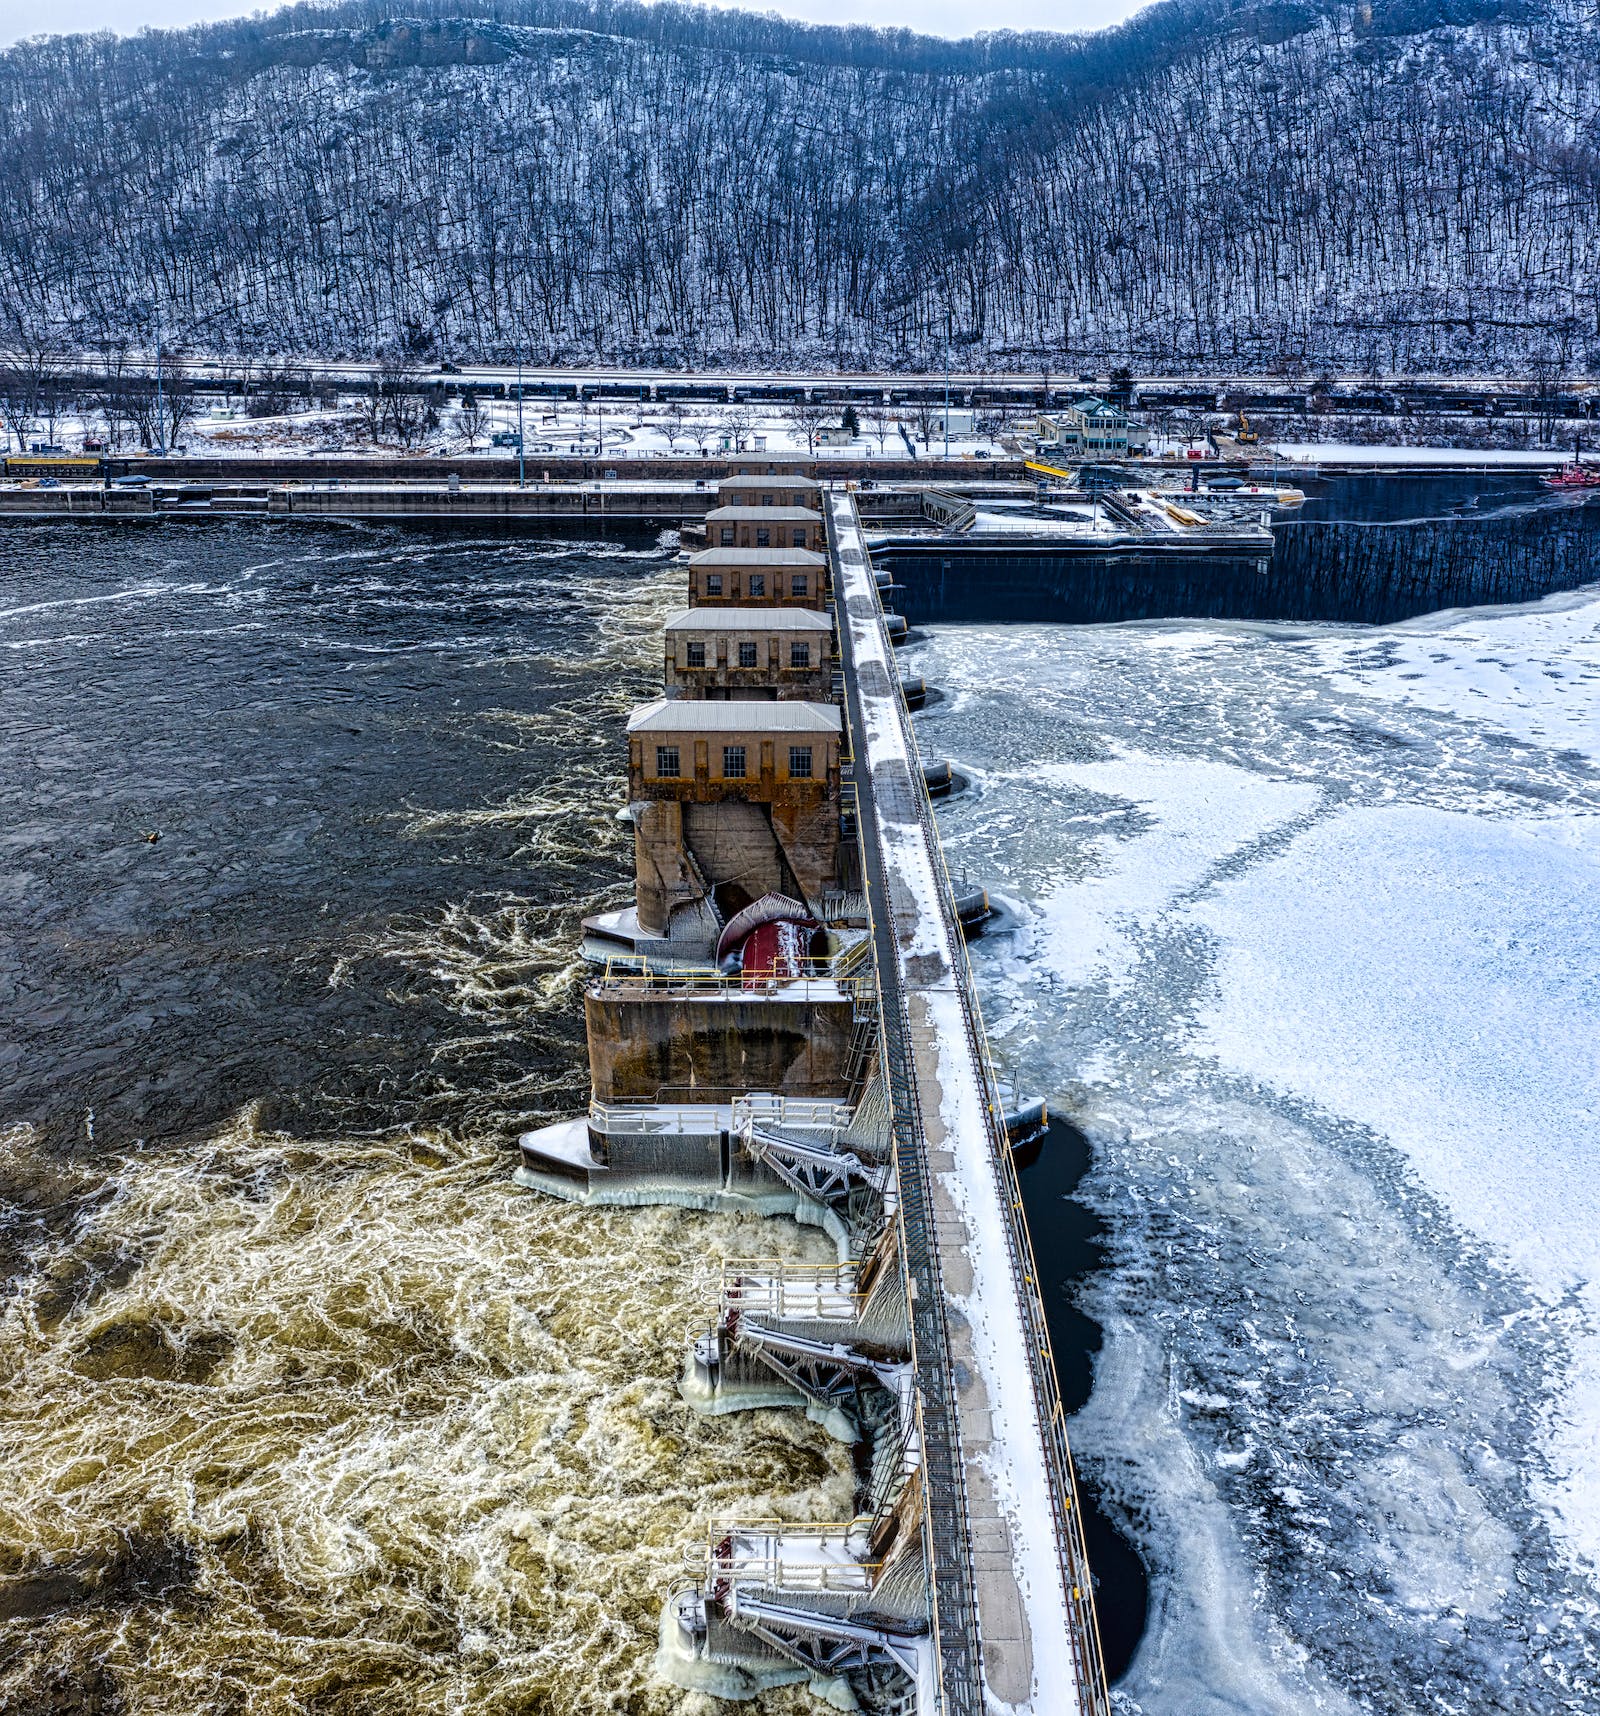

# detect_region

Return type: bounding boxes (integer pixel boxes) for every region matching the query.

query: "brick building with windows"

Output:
[714,475,823,511]
[624,698,843,934]
[702,506,827,553]
[663,609,834,701]
[687,547,827,608]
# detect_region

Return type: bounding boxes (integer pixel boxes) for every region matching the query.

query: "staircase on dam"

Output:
[514,465,1109,1716]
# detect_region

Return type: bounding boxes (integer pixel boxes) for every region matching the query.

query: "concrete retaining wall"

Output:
[585,990,857,1101]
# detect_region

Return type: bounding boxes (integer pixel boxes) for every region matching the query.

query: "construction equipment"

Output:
[1237,413,1260,445]
[1023,458,1075,482]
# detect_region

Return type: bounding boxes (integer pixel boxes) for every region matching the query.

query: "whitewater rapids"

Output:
[0,526,849,1712]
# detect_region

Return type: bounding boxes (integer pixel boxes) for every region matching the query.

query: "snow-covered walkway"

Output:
[830,491,1100,1716]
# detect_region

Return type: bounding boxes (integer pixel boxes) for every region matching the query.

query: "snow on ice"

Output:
[907,582,1600,1716]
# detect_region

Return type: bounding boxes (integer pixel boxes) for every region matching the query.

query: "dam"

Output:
[517,469,1110,1714]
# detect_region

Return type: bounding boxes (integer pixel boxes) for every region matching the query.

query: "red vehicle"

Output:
[1543,462,1600,490]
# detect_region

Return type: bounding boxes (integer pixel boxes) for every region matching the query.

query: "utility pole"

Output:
[517,348,525,489]
[153,315,165,456]
[943,342,951,462]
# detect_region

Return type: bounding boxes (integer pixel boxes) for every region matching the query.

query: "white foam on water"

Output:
[0,543,850,1711]
[0,1117,850,1714]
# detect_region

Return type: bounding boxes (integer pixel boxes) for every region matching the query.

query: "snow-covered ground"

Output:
[908,583,1600,1714]
[5,399,1009,462]
[1271,442,1573,466]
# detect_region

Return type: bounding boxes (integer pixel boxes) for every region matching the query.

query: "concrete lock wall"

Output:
[584,993,857,1101]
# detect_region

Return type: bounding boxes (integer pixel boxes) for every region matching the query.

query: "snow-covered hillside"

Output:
[0,0,1594,372]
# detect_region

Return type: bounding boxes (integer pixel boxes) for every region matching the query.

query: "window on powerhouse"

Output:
[755,528,771,547]
[705,573,723,595]
[789,641,810,668]
[788,746,813,778]
[749,574,766,597]
[791,575,808,596]
[655,745,680,777]
[792,528,807,547]
[686,642,706,668]
[719,527,734,545]
[738,641,759,668]
[722,745,747,779]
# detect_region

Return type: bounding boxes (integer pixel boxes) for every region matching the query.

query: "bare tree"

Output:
[659,401,688,450]
[715,403,754,451]
[0,4,1588,382]
[356,373,384,444]
[125,353,196,450]
[787,398,830,455]
[0,366,36,453]
[91,343,139,450]
[455,392,488,449]
[0,328,60,452]
[1529,352,1562,444]
[363,352,428,447]
[863,400,893,454]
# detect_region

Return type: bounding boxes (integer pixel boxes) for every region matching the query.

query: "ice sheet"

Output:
[909,588,1600,1716]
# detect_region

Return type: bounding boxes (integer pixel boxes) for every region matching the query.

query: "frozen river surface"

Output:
[910,583,1600,1715]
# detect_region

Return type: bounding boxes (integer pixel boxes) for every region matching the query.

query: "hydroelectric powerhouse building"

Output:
[518,472,1109,1715]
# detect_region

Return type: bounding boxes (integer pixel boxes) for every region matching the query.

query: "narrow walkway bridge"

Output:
[829,490,1108,1715]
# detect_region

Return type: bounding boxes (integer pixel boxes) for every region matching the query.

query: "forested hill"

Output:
[0,0,1595,374]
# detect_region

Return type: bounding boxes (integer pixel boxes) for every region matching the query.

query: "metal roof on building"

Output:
[703,506,824,522]
[627,698,841,734]
[716,475,822,492]
[664,608,832,632]
[687,547,826,566]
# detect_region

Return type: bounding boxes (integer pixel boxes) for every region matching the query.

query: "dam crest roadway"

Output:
[517,468,1109,1716]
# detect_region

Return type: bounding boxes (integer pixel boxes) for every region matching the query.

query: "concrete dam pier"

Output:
[517,467,1110,1715]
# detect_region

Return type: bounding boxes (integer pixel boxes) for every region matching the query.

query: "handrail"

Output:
[724,1260,864,1320]
[592,956,866,1000]
[832,486,1113,1716]
[699,1516,873,1535]
[829,492,985,1716]
[591,1094,853,1130]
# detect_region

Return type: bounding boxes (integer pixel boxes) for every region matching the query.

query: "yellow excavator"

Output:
[1237,413,1261,445]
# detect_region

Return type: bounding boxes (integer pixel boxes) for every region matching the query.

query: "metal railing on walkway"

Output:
[830,488,1112,1716]
[830,498,988,1716]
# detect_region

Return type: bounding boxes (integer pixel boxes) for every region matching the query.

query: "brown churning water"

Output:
[0,525,849,1711]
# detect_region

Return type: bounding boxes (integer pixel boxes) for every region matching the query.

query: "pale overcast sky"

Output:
[0,0,1148,51]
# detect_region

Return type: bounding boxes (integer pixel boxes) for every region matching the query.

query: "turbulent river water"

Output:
[0,524,848,1714]
[3,484,1597,1716]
